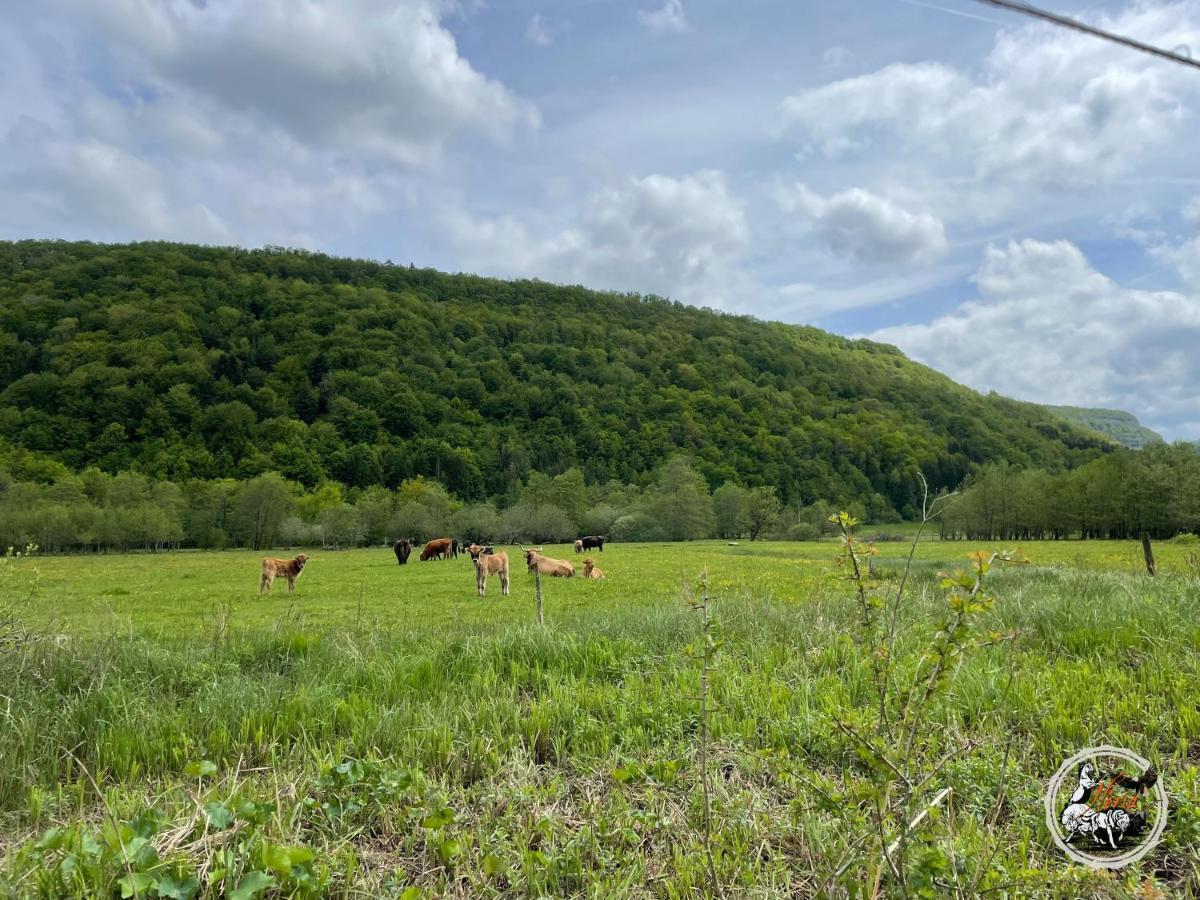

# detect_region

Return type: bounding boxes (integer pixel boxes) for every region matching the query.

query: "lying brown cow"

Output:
[260,554,309,594]
[420,538,453,561]
[523,547,574,578]
[583,558,605,579]
[467,544,509,596]
[393,538,413,565]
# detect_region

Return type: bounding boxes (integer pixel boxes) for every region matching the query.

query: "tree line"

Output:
[941,443,1200,541]
[0,450,860,553]
[0,240,1109,520]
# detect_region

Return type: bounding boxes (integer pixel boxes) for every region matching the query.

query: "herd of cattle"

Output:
[259,536,608,597]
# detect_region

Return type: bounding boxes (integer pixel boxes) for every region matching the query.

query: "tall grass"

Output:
[1,549,1198,896]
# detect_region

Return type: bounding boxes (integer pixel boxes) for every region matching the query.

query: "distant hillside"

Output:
[1043,406,1163,449]
[0,241,1110,517]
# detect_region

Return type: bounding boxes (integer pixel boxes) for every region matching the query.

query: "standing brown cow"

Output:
[420,538,453,561]
[467,544,509,596]
[260,554,309,594]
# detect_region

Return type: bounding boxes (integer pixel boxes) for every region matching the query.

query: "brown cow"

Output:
[467,544,509,596]
[522,547,574,578]
[260,554,309,594]
[393,539,413,565]
[573,539,584,554]
[583,558,605,579]
[420,538,453,561]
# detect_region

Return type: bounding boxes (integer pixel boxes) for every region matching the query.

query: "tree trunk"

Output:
[1140,532,1156,577]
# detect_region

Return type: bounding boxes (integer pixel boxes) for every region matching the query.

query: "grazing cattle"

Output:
[467,544,509,596]
[451,538,459,560]
[523,547,575,578]
[260,554,309,594]
[420,538,453,561]
[579,535,606,552]
[573,539,583,554]
[393,539,413,565]
[583,558,605,579]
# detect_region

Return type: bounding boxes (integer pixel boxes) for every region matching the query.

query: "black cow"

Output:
[451,538,459,560]
[579,535,606,552]
[393,538,414,565]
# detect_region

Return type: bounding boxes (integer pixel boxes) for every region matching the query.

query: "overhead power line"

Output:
[970,0,1200,71]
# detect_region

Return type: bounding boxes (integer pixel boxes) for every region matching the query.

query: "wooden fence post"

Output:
[1140,532,1156,577]
[535,566,544,625]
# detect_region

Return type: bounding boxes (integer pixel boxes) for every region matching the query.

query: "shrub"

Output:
[785,522,821,542]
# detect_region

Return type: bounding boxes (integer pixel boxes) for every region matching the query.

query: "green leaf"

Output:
[33,827,66,852]
[118,872,154,898]
[152,874,200,899]
[482,853,505,876]
[228,870,274,900]
[184,760,218,778]
[420,808,455,829]
[203,802,234,830]
[438,839,464,863]
[262,843,312,876]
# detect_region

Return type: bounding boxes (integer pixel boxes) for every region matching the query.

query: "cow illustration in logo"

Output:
[1047,746,1167,868]
[1057,758,1159,852]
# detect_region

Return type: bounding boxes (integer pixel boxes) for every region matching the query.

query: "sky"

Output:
[3,0,1200,437]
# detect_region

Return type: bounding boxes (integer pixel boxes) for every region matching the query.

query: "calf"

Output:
[583,558,605,579]
[579,535,606,552]
[260,554,309,594]
[573,539,583,554]
[420,538,453,561]
[393,538,413,565]
[523,547,575,578]
[468,544,509,596]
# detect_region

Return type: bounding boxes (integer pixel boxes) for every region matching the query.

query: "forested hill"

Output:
[0,240,1108,518]
[1042,405,1163,450]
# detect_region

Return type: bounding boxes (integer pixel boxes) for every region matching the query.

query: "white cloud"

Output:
[780,4,1200,189]
[870,239,1200,433]
[1184,195,1200,224]
[777,182,948,264]
[59,0,540,166]
[0,2,536,247]
[526,13,552,47]
[443,170,750,305]
[637,0,688,34]
[821,45,851,68]
[1153,234,1200,288]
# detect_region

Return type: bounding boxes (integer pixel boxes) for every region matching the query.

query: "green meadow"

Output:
[2,539,1199,897]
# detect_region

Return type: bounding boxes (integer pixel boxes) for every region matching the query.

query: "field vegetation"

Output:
[2,536,1198,897]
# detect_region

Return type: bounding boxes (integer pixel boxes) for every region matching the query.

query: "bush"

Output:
[785,522,821,542]
[498,503,575,543]
[1170,532,1200,544]
[611,513,666,542]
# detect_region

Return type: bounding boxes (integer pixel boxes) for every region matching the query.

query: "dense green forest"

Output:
[943,442,1200,540]
[1042,405,1163,449]
[0,444,829,552]
[0,240,1109,523]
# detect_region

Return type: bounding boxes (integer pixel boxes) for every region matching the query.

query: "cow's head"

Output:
[467,543,491,560]
[295,554,310,569]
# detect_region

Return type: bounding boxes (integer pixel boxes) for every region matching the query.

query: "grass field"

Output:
[2,538,1199,897]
